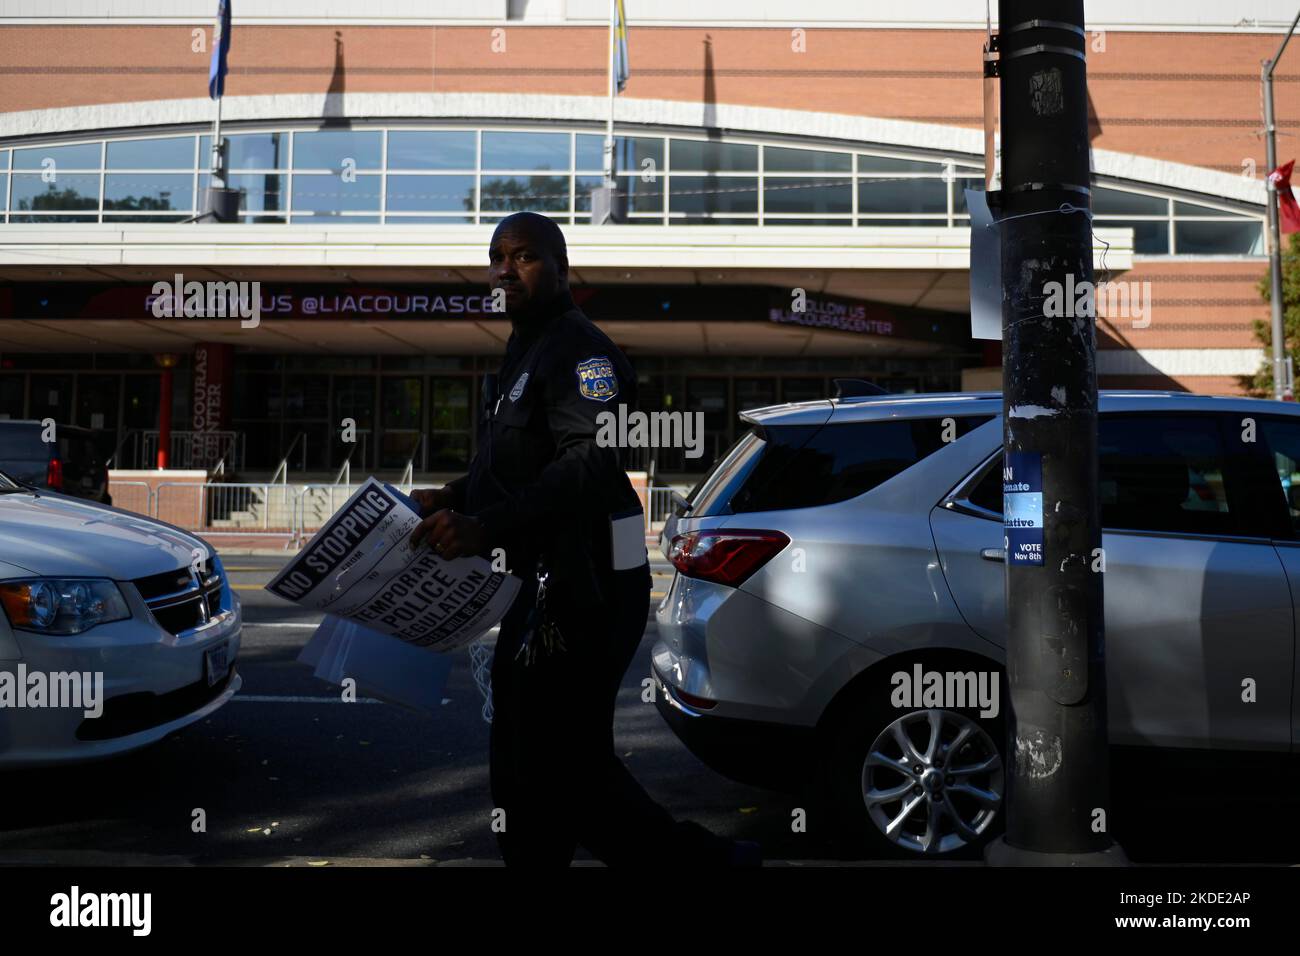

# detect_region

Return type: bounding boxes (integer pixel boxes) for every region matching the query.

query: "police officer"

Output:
[409,212,759,867]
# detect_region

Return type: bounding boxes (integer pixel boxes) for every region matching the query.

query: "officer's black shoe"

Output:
[728,839,762,867]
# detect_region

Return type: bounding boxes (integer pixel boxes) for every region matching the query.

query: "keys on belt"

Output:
[515,562,567,667]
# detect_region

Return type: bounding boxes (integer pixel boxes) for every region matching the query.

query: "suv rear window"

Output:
[694,415,992,516]
[687,429,767,517]
[0,425,45,460]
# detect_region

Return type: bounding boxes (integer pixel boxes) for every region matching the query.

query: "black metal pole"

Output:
[985,0,1126,865]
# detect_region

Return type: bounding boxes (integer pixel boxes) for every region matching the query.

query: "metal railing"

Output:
[152,481,298,539]
[397,435,424,492]
[142,430,243,471]
[108,480,155,517]
[270,430,309,486]
[109,478,674,548]
[646,485,692,529]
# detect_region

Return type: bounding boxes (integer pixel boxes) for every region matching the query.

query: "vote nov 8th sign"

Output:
[1003,452,1043,566]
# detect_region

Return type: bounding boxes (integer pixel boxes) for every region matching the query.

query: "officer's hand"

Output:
[409,508,487,560]
[409,486,454,517]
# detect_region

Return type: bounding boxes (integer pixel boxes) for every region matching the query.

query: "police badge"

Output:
[509,371,529,402]
[575,355,618,402]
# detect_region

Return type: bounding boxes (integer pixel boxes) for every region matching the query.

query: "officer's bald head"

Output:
[492,212,568,267]
[488,212,570,317]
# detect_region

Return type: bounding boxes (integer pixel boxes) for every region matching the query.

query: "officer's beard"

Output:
[507,283,572,333]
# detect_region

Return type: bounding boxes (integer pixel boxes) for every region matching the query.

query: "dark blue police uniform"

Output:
[440,289,738,866]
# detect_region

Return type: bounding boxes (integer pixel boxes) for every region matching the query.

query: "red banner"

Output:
[192,342,233,468]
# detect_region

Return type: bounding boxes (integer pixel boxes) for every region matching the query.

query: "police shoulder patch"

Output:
[575,355,619,402]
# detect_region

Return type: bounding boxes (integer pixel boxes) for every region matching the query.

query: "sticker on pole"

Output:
[1003,452,1043,566]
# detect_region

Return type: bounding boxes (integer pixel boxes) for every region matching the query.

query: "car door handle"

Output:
[980,548,1005,562]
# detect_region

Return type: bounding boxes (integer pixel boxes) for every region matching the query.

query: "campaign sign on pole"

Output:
[1003,452,1043,567]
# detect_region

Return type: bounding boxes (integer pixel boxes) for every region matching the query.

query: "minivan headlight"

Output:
[0,578,130,635]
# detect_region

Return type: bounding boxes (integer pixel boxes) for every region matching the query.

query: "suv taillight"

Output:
[46,457,63,490]
[667,529,790,587]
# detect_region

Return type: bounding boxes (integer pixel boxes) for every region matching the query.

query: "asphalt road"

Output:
[0,554,813,866]
[0,553,1294,866]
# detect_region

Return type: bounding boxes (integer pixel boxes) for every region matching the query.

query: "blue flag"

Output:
[208,0,232,100]
[613,0,629,93]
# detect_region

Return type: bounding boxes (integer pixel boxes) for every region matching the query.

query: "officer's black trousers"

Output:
[488,564,736,867]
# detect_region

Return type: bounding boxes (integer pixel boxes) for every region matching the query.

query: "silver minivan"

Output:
[653,391,1300,856]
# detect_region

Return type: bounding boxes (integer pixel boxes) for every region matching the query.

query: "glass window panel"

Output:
[857,178,947,214]
[0,175,7,211]
[200,173,286,213]
[574,175,602,212]
[953,178,988,214]
[101,214,188,222]
[481,132,570,171]
[763,217,852,226]
[386,131,476,170]
[481,213,574,224]
[292,130,382,170]
[575,135,664,171]
[382,377,423,431]
[386,174,476,212]
[670,140,757,172]
[290,173,382,212]
[857,154,944,173]
[1093,186,1167,216]
[479,174,570,212]
[285,374,330,418]
[618,173,663,213]
[764,146,851,173]
[13,143,100,170]
[201,132,288,170]
[1096,219,1170,254]
[669,175,758,214]
[107,137,194,170]
[430,377,472,430]
[763,177,851,214]
[385,215,475,223]
[104,173,193,212]
[1098,415,1239,535]
[429,434,471,472]
[782,378,826,403]
[8,213,97,223]
[11,173,100,211]
[1174,220,1264,255]
[1174,200,1244,218]
[288,214,379,223]
[1257,417,1300,533]
[856,217,950,226]
[670,216,759,225]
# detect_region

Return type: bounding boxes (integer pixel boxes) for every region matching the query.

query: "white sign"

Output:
[266,477,519,652]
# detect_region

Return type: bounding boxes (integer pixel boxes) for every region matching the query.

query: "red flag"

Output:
[1269,160,1300,233]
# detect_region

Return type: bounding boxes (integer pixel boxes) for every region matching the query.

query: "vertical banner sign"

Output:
[1003,451,1043,566]
[192,342,233,467]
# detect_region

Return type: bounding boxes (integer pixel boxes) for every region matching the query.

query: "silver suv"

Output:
[653,391,1300,856]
